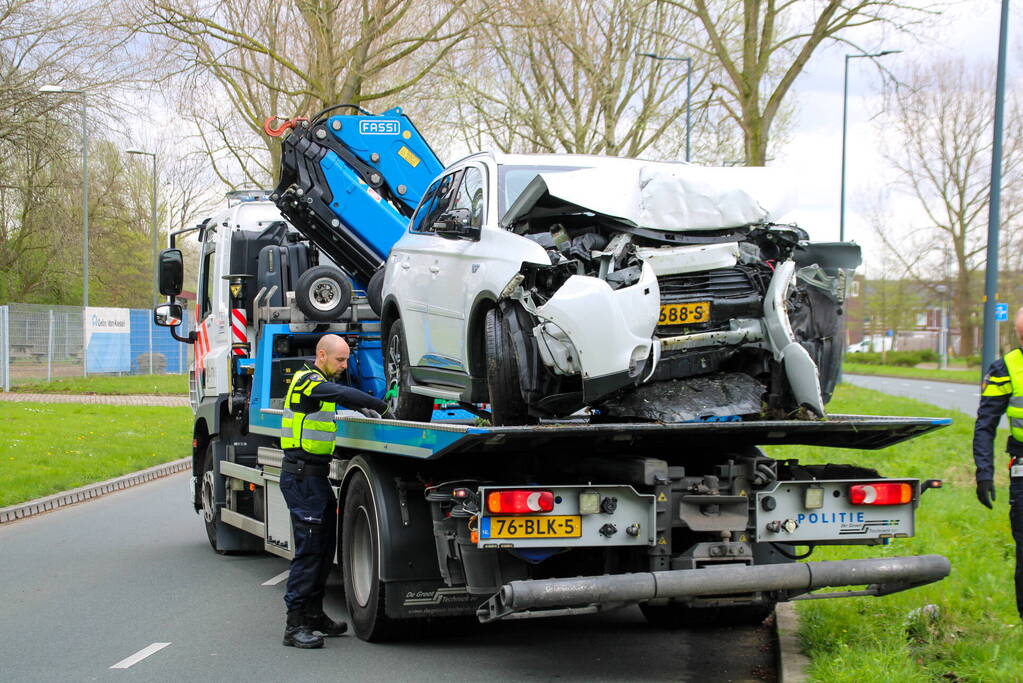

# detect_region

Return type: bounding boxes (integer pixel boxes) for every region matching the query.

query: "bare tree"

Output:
[438,0,709,159]
[662,0,925,166]
[877,58,1023,356]
[135,0,476,184]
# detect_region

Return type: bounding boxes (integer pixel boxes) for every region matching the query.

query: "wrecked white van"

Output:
[380,153,860,425]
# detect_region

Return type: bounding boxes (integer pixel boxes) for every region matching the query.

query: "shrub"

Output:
[845,350,937,367]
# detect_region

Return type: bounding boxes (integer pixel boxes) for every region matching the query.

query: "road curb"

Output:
[0,457,190,525]
[775,602,810,682]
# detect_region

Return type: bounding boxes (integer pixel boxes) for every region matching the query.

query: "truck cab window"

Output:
[200,248,215,319]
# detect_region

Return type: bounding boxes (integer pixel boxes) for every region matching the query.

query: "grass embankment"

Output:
[766,385,1017,682]
[843,361,981,385]
[0,403,193,507]
[10,374,188,395]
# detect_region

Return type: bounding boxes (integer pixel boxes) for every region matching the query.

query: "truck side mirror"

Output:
[154,303,183,327]
[159,248,184,296]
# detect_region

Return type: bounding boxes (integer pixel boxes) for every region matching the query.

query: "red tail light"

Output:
[849,482,913,505]
[486,490,555,514]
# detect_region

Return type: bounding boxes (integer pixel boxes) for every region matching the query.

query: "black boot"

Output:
[304,600,348,637]
[283,609,324,649]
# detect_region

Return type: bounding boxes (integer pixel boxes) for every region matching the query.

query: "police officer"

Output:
[280,333,390,648]
[973,306,1023,621]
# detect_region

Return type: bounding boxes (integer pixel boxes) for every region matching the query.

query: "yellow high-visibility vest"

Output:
[983,348,1023,443]
[280,367,337,455]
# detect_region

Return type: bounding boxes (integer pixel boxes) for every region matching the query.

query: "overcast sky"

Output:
[779,0,1019,270]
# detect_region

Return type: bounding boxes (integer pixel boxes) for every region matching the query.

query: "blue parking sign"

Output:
[996,302,1009,322]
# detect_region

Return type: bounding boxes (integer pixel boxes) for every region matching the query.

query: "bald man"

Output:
[972,306,1023,621]
[279,334,389,648]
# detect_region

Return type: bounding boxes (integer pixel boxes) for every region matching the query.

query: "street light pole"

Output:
[126,150,158,308]
[839,50,899,242]
[39,86,89,308]
[637,52,692,162]
[982,0,1011,374]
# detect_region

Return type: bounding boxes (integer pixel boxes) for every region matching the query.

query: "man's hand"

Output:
[977,479,996,509]
[359,408,382,419]
[381,406,396,420]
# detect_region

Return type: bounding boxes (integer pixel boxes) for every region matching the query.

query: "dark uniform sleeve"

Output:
[307,374,387,413]
[973,358,1012,482]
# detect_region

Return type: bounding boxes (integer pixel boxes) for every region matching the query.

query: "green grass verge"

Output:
[843,361,981,385]
[766,385,1018,682]
[10,374,188,395]
[0,403,193,507]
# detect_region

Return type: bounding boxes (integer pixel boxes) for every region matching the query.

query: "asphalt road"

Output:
[0,472,775,682]
[842,373,991,423]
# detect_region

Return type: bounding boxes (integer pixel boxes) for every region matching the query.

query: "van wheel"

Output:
[342,471,418,641]
[484,308,533,426]
[296,266,352,322]
[384,319,433,421]
[367,268,385,317]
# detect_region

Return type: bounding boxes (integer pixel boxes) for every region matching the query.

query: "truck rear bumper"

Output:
[479,554,950,623]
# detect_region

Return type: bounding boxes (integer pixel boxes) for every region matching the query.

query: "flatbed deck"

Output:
[323,414,952,460]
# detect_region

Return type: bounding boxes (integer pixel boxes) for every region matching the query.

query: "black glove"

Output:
[381,406,396,420]
[977,480,996,509]
[358,408,382,419]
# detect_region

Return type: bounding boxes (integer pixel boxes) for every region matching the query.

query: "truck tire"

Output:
[200,443,227,555]
[639,601,776,629]
[384,319,433,422]
[295,266,352,322]
[342,471,415,641]
[484,307,532,426]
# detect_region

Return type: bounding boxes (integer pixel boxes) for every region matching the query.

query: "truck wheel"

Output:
[200,443,227,555]
[640,601,776,628]
[484,308,532,426]
[342,471,410,641]
[384,319,433,421]
[295,266,352,322]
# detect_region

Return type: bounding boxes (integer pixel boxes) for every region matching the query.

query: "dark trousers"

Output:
[280,470,337,613]
[1012,478,1023,619]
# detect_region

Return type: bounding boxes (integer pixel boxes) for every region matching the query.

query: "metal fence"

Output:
[0,303,191,390]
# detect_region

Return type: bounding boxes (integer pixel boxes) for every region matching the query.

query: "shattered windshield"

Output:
[497,165,582,216]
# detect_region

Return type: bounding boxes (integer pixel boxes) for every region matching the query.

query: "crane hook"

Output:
[263,115,309,138]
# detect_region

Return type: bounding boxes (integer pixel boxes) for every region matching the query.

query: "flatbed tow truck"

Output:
[154,106,951,642]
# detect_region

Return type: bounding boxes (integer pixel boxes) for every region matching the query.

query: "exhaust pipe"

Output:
[480,554,950,623]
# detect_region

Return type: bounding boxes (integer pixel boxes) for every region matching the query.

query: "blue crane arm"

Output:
[271,106,443,285]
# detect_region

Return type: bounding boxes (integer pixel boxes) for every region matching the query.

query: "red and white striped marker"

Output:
[231,308,248,357]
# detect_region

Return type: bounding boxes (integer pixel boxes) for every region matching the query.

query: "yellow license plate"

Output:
[481,515,582,539]
[658,301,711,326]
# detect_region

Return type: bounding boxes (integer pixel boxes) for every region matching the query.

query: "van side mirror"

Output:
[159,248,184,296]
[154,303,183,327]
[434,208,480,240]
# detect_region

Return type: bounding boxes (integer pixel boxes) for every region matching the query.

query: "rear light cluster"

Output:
[849,482,913,505]
[486,490,554,514]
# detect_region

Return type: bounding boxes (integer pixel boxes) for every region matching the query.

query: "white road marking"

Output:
[110,642,171,669]
[262,570,290,586]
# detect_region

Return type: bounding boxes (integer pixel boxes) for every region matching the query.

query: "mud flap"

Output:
[385,579,478,619]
